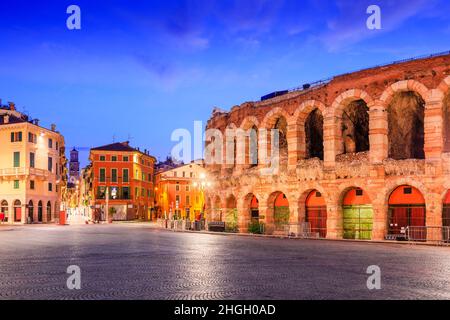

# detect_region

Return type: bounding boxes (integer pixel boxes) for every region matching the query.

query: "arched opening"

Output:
[47,201,52,222]
[444,94,450,152]
[250,195,259,222]
[213,196,222,222]
[273,192,289,231]
[14,200,21,222]
[38,201,43,222]
[28,200,34,223]
[444,191,450,242]
[247,125,258,167]
[244,193,261,234]
[273,117,288,167]
[0,200,8,222]
[225,195,238,232]
[388,92,425,160]
[305,109,324,160]
[341,100,369,154]
[342,188,373,240]
[388,185,426,241]
[444,191,450,228]
[305,190,327,238]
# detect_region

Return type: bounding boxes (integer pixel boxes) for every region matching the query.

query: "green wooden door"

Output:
[343,205,373,240]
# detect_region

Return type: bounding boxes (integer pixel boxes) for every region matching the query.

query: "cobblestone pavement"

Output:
[1,224,450,300]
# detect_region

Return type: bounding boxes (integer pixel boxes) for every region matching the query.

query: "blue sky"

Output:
[0,0,449,166]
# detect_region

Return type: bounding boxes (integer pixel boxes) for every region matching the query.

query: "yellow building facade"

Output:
[155,162,209,221]
[0,103,66,224]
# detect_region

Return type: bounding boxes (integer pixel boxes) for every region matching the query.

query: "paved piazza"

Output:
[1,224,450,300]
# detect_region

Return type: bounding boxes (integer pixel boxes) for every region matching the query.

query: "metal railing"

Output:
[406,226,450,245]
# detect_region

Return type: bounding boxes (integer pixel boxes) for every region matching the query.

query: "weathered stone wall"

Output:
[205,53,450,241]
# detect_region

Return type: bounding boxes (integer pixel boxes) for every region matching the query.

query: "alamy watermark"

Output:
[66,265,81,290]
[66,5,81,30]
[171,121,283,175]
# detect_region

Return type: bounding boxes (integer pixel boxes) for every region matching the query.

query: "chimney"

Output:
[3,115,9,124]
[122,141,129,146]
[8,102,15,111]
[34,119,39,126]
[51,124,56,131]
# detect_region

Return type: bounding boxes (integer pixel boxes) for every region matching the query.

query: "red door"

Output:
[15,207,21,222]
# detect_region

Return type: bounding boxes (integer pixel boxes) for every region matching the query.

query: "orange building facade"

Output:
[89,142,156,221]
[155,162,208,221]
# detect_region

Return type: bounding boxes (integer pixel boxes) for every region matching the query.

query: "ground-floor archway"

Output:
[305,190,327,238]
[271,192,289,232]
[342,188,373,240]
[225,195,238,232]
[0,200,8,222]
[14,200,22,222]
[28,200,34,223]
[47,201,52,222]
[38,201,43,222]
[388,185,426,240]
[444,190,450,227]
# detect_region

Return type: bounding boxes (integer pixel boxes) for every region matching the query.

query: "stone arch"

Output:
[261,107,291,129]
[387,185,426,240]
[390,93,424,159]
[0,200,8,222]
[242,193,260,232]
[225,194,238,232]
[239,117,259,167]
[299,188,327,238]
[340,187,373,240]
[260,108,291,169]
[380,80,429,106]
[293,100,327,161]
[267,191,290,233]
[332,89,374,156]
[383,178,429,206]
[224,123,238,168]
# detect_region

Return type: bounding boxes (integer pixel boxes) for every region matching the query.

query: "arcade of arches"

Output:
[206,54,450,242]
[0,199,56,223]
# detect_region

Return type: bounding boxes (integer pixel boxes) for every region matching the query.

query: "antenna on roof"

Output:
[127,133,134,142]
[112,134,116,143]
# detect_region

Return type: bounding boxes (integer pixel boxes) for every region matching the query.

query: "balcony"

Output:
[0,167,51,179]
